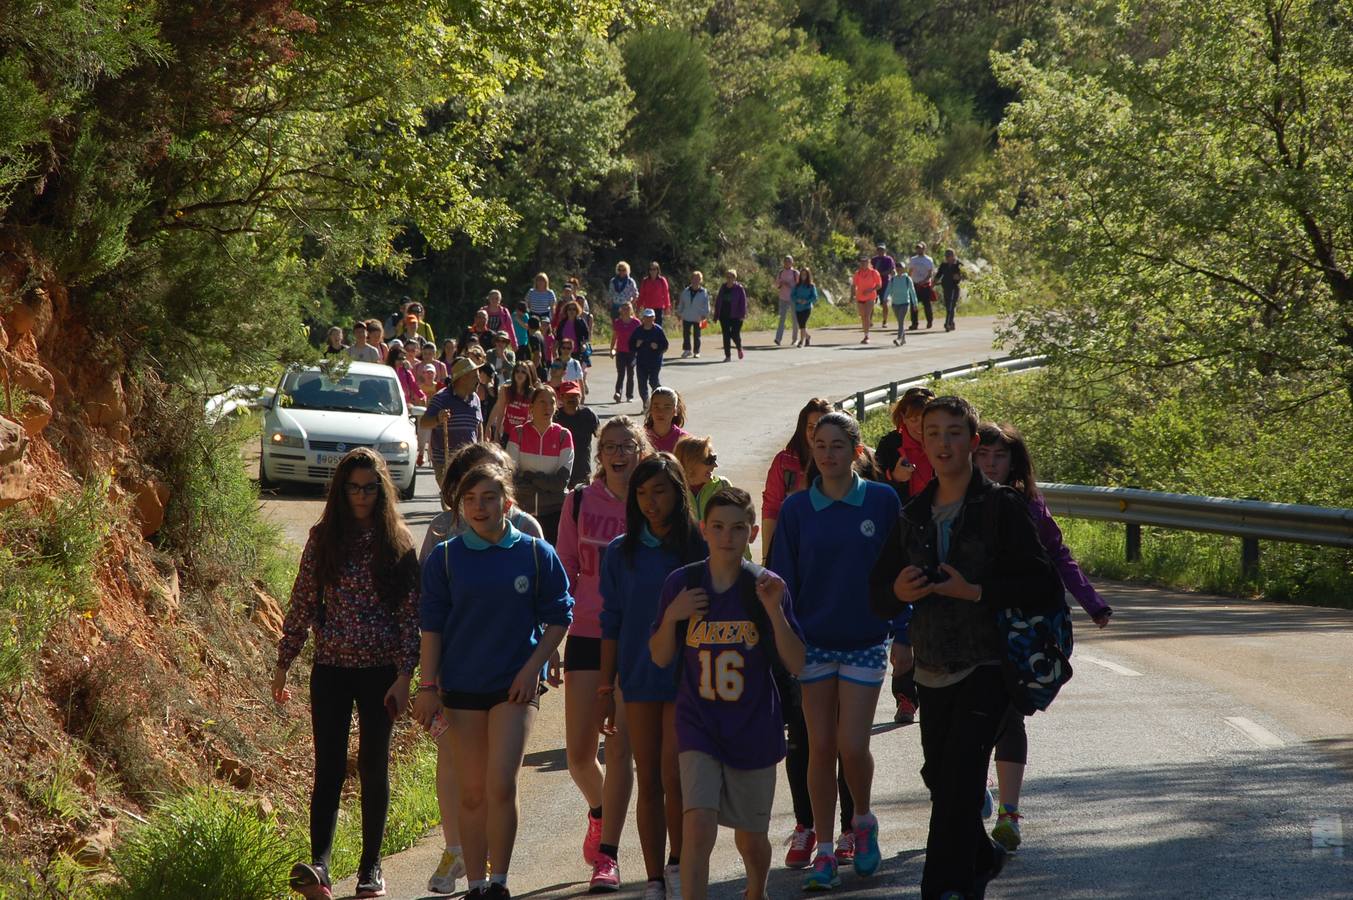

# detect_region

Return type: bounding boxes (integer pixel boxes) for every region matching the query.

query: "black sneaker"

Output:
[356,863,387,898]
[974,840,1008,900]
[289,862,332,900]
[486,884,512,899]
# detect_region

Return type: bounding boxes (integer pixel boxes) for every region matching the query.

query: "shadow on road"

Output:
[699,739,1352,899]
[1091,583,1353,641]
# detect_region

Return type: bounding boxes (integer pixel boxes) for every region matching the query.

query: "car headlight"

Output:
[268,431,304,449]
[377,441,410,455]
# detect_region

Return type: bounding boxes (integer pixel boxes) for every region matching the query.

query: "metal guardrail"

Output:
[1041,483,1353,576]
[1039,484,1353,549]
[835,354,1047,419]
[837,356,1353,576]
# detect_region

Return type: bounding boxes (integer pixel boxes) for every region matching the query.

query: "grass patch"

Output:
[858,367,1353,606]
[102,789,299,900]
[327,736,440,877]
[0,476,113,690]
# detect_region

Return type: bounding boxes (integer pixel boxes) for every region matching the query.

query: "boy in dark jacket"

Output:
[869,396,1064,900]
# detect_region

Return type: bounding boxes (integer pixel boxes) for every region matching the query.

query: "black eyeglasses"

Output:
[344,483,379,496]
[705,455,717,466]
[601,441,640,455]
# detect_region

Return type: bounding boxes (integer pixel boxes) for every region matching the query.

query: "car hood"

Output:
[270,406,413,444]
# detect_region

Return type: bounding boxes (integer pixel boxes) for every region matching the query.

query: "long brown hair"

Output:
[785,397,833,467]
[978,421,1039,500]
[312,448,417,612]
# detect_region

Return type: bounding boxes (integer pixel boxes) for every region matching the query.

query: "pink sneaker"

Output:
[589,852,620,892]
[737,348,744,359]
[784,824,816,869]
[583,814,603,866]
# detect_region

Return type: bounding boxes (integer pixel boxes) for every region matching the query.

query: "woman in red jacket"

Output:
[637,262,672,328]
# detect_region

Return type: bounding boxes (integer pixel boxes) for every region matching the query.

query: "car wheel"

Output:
[258,446,281,492]
[398,468,417,501]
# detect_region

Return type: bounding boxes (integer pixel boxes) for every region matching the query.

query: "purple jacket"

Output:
[715,282,748,321]
[1028,493,1112,619]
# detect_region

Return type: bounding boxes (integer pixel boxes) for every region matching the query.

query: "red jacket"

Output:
[638,276,671,311]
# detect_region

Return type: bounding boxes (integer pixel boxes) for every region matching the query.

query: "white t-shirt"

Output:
[348,344,381,363]
[907,254,936,285]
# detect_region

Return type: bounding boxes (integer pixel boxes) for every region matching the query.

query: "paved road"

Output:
[264,318,1353,898]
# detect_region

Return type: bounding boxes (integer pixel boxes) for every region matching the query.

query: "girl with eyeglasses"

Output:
[554,417,654,892]
[273,448,421,900]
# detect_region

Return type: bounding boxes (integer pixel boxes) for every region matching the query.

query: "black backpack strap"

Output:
[570,487,585,526]
[737,563,788,674]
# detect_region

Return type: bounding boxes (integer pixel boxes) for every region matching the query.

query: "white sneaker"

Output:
[427,848,465,894]
[693,353,700,358]
[643,881,666,900]
[663,863,681,899]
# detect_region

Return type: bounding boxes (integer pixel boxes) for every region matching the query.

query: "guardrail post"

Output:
[1126,523,1142,562]
[1242,537,1260,579]
[855,391,866,419]
[888,382,898,405]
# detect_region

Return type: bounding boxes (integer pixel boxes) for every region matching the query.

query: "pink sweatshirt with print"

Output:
[555,480,627,638]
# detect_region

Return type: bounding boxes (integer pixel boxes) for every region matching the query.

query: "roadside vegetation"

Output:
[862,368,1353,606]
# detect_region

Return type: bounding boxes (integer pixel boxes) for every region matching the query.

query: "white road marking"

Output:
[1223,716,1286,749]
[1076,653,1143,677]
[1311,816,1345,858]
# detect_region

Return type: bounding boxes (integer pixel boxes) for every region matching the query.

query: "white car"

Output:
[259,362,419,499]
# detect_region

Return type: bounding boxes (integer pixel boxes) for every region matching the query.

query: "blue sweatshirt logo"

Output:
[860,519,876,537]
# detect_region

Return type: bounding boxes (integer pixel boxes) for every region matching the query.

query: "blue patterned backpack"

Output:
[997,605,1073,715]
[980,490,1075,715]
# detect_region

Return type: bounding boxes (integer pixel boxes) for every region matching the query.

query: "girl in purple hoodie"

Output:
[975,421,1113,854]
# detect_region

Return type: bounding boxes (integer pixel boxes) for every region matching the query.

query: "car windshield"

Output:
[280,369,403,415]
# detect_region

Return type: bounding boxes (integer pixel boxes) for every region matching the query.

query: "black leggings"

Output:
[993,704,1027,765]
[795,308,811,329]
[309,664,397,871]
[782,677,854,833]
[614,351,636,398]
[720,318,744,356]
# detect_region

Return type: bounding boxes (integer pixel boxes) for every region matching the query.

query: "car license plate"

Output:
[315,452,344,467]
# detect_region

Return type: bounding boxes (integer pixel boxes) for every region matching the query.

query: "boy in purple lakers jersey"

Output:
[650,486,806,900]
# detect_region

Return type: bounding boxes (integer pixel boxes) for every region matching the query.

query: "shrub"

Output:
[103,790,297,900]
[0,476,113,690]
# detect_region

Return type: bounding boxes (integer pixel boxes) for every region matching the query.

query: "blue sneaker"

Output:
[801,854,840,891]
[851,815,882,877]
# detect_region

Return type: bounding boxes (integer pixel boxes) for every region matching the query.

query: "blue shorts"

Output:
[800,642,889,686]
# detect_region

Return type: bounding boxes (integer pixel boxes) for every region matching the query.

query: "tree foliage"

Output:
[987,0,1353,398]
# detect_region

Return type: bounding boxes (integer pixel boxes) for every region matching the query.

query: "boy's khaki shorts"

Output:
[679,750,776,833]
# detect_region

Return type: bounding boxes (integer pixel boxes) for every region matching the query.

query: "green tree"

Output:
[988,0,1353,398]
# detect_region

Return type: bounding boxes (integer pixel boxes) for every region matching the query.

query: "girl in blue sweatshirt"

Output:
[599,454,708,899]
[415,463,574,900]
[768,411,904,891]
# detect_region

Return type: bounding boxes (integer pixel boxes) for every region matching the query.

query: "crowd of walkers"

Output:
[323,247,968,437]
[271,250,1109,900]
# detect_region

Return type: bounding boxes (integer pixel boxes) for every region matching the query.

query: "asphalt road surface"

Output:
[258,317,1352,898]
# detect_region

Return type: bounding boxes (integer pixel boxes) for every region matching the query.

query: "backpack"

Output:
[977,490,1074,715]
[677,562,800,705]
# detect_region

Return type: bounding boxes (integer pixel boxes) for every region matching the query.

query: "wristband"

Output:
[596,685,615,697]
[417,684,439,694]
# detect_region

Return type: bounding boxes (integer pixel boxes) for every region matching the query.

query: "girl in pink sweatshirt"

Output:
[554,416,654,891]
